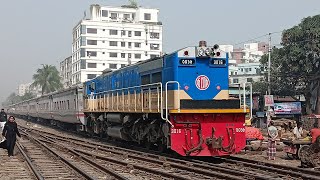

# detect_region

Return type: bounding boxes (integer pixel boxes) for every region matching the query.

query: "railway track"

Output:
[17,130,131,180]
[0,147,36,180]
[23,127,240,180]
[18,122,320,180]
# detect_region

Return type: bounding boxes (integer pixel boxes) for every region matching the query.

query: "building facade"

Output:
[71,4,163,85]
[230,63,263,84]
[60,56,72,88]
[17,83,32,96]
[17,83,42,97]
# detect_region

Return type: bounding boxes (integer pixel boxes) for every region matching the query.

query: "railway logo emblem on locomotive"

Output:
[195,75,210,90]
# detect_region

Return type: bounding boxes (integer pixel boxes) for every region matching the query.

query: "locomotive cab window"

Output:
[141,74,150,85]
[152,72,162,83]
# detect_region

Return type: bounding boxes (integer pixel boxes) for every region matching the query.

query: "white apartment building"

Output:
[60,56,72,88]
[71,4,163,85]
[17,83,32,96]
[17,83,42,97]
[230,63,263,84]
[242,42,267,63]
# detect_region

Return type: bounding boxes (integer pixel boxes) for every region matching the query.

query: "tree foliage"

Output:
[122,0,138,8]
[31,64,63,95]
[259,14,320,113]
[2,92,36,106]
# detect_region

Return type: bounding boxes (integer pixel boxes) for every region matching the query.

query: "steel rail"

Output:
[16,142,44,180]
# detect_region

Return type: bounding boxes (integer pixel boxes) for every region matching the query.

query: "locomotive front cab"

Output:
[166,41,250,156]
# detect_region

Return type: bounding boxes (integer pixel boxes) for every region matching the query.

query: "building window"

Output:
[103,29,105,31]
[135,54,141,59]
[109,63,117,69]
[110,13,117,20]
[87,63,97,68]
[121,64,126,68]
[249,68,252,71]
[121,53,125,58]
[128,31,132,37]
[144,13,151,20]
[81,60,86,69]
[109,52,118,58]
[123,14,130,20]
[233,79,239,83]
[87,40,97,45]
[128,53,132,58]
[247,78,253,82]
[80,48,85,57]
[121,42,125,47]
[150,32,160,39]
[134,42,141,48]
[102,40,105,43]
[110,29,118,35]
[150,54,158,59]
[150,43,160,50]
[121,30,126,36]
[109,41,118,46]
[87,51,97,57]
[134,31,141,36]
[87,74,96,79]
[102,10,108,17]
[87,28,97,34]
[102,52,105,54]
[128,42,132,48]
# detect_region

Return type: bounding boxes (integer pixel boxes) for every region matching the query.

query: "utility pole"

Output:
[267,33,272,126]
[267,33,272,95]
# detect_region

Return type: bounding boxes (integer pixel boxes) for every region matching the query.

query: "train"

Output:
[8,41,250,156]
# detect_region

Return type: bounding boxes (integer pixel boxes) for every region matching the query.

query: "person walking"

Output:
[0,109,7,132]
[2,116,21,157]
[267,121,278,160]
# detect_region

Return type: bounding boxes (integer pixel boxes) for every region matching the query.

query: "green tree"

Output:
[3,93,21,106]
[20,92,36,101]
[31,64,63,95]
[259,14,320,113]
[122,0,138,8]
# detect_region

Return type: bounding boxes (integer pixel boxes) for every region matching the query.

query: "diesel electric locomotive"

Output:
[83,41,249,156]
[9,41,250,156]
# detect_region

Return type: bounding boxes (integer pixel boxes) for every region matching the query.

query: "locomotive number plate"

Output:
[210,59,226,65]
[235,128,245,133]
[171,129,182,134]
[179,59,195,65]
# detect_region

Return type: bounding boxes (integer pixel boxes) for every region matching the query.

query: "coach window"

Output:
[152,72,162,83]
[141,74,150,85]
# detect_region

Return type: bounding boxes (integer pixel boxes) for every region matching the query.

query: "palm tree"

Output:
[31,64,63,95]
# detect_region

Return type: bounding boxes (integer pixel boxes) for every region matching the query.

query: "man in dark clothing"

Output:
[0,109,7,132]
[2,116,21,156]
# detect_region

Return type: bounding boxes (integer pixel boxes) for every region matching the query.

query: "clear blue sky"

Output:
[0,0,319,104]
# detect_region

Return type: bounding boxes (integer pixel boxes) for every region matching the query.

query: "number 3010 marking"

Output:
[171,129,181,134]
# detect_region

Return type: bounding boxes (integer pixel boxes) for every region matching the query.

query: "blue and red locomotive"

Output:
[9,41,249,156]
[83,41,249,156]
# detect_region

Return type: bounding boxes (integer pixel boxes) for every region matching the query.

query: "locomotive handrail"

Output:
[165,81,180,127]
[88,82,164,114]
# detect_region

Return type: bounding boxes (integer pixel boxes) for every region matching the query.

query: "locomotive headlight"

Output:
[198,48,205,57]
[205,48,211,56]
